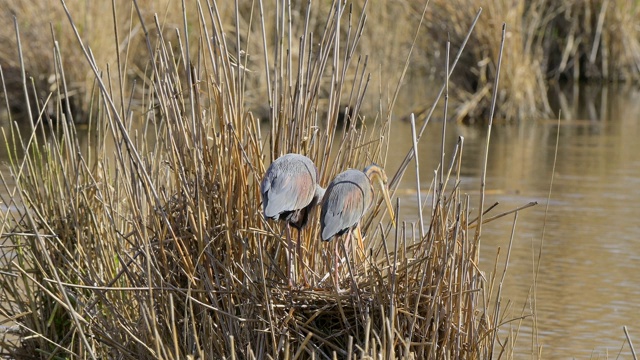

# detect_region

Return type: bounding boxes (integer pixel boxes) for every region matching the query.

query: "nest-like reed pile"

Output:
[0,1,523,358]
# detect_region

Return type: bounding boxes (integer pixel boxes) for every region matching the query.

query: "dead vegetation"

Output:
[0,0,533,358]
[412,0,640,123]
[1,1,638,125]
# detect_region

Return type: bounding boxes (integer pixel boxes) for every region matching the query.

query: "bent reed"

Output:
[0,1,528,358]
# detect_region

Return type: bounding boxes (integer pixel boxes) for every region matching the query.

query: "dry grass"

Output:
[0,1,158,119]
[0,0,422,124]
[532,0,640,82]
[412,0,640,123]
[1,1,638,125]
[0,0,532,358]
[417,0,551,123]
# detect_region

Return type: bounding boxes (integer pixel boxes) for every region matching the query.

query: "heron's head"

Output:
[363,164,396,227]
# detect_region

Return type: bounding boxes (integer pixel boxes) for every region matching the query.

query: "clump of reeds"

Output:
[532,0,640,82]
[0,1,524,358]
[418,0,640,123]
[419,1,551,123]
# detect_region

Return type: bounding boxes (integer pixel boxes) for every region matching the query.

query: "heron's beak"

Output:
[378,178,396,228]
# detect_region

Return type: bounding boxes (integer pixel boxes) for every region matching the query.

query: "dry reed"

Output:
[1,1,638,124]
[412,0,640,123]
[0,0,530,358]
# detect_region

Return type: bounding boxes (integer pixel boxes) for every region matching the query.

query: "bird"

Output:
[260,153,325,287]
[320,164,396,288]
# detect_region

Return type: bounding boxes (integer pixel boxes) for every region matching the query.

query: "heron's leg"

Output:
[334,231,350,292]
[355,224,366,260]
[286,224,294,288]
[334,237,340,291]
[296,229,309,286]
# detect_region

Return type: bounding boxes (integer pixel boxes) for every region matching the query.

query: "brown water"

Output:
[387,84,640,359]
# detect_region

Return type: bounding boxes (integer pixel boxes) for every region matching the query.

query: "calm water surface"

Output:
[387,85,640,359]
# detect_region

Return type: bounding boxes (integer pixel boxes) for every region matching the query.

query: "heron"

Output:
[260,153,325,287]
[320,164,396,288]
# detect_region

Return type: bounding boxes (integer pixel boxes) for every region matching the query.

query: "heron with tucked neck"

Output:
[261,153,325,287]
[320,164,396,288]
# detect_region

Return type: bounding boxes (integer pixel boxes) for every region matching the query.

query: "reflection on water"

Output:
[387,84,640,359]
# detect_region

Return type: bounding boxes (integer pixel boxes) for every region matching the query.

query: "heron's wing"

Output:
[262,169,314,218]
[320,180,367,240]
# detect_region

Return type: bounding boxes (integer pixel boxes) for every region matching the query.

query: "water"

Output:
[386,84,640,359]
[2,84,639,358]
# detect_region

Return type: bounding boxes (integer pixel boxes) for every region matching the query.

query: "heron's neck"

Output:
[314,184,326,202]
[364,165,384,181]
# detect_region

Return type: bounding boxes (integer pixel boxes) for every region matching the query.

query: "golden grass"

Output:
[410,0,640,123]
[534,0,640,82]
[1,1,638,124]
[0,0,532,358]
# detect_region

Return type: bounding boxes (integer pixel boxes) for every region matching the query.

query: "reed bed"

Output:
[0,0,527,358]
[533,0,640,82]
[415,0,640,123]
[3,0,640,125]
[419,0,551,123]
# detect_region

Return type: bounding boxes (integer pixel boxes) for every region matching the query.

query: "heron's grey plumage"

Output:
[320,169,373,241]
[320,164,395,289]
[261,153,324,230]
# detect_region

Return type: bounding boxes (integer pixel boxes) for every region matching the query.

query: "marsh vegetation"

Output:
[0,0,636,358]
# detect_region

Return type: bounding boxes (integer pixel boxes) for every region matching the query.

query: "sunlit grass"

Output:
[1,0,638,125]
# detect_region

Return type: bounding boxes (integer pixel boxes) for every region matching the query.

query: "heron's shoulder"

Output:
[279,153,312,162]
[271,154,316,173]
[331,169,367,183]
